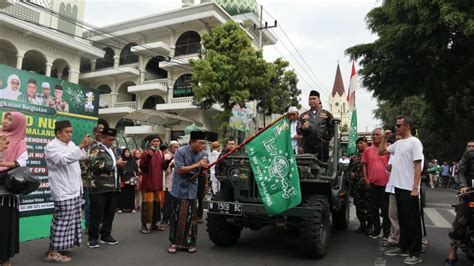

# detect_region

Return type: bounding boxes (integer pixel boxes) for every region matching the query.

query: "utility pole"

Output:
[253,5,277,129]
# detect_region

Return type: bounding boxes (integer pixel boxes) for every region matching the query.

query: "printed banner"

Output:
[0,64,99,216]
[229,104,253,132]
[245,117,302,215]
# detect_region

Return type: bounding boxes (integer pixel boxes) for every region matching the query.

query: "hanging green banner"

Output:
[245,117,302,215]
[0,64,99,216]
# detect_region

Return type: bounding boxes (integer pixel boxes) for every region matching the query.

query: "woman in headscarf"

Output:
[0,112,28,266]
[118,149,138,213]
[139,135,171,234]
[133,149,142,211]
[0,75,21,101]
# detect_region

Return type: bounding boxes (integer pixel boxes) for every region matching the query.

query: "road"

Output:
[12,188,472,265]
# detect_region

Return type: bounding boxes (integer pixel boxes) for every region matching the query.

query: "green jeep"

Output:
[205,119,351,258]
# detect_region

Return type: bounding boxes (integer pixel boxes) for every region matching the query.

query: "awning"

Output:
[122,109,202,127]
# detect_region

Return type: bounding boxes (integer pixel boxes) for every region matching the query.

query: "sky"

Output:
[84,0,382,131]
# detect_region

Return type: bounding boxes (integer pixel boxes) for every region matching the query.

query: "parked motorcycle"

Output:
[454,190,474,261]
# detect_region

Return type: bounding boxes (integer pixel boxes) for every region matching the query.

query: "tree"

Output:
[255,58,301,117]
[191,21,269,132]
[346,0,474,160]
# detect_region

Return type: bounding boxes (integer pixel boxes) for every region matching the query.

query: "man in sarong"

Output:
[168,131,208,254]
[44,120,93,263]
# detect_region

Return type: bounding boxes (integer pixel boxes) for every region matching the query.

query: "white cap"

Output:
[42,82,50,89]
[86,92,93,96]
[288,106,299,113]
[170,140,179,146]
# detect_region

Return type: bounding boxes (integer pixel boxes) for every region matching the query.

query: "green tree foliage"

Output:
[257,58,301,115]
[346,0,474,160]
[191,21,301,132]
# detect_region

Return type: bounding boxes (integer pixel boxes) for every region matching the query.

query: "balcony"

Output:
[155,97,222,111]
[98,96,137,116]
[128,79,169,94]
[158,54,200,71]
[130,41,170,57]
[80,64,140,80]
[124,125,166,136]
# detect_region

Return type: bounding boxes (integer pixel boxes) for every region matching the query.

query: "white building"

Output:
[79,0,277,142]
[328,63,350,130]
[0,0,104,83]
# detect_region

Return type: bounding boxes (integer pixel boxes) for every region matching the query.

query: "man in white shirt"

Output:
[379,116,424,265]
[288,106,302,154]
[44,120,93,263]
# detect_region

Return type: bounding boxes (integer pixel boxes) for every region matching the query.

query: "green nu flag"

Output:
[346,110,358,156]
[245,117,302,215]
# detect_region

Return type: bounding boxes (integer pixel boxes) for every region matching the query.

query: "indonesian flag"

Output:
[346,61,358,156]
[347,61,358,111]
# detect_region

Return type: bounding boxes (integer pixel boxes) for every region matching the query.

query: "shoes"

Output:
[100,236,119,245]
[384,248,408,257]
[87,239,100,249]
[117,210,122,214]
[132,210,136,213]
[403,256,422,265]
[380,239,397,247]
[368,232,380,239]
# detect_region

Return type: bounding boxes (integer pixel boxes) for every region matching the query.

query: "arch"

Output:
[80,57,91,73]
[58,2,77,35]
[97,84,112,95]
[59,3,65,12]
[116,118,134,131]
[120,42,139,65]
[51,58,70,80]
[0,39,18,67]
[145,56,167,81]
[142,95,165,110]
[72,5,78,17]
[22,50,47,75]
[96,47,114,70]
[116,81,136,102]
[175,31,201,56]
[173,74,194,98]
[342,103,346,113]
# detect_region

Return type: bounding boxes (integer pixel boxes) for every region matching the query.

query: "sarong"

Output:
[49,197,82,251]
[141,191,161,224]
[169,196,198,248]
[0,195,19,261]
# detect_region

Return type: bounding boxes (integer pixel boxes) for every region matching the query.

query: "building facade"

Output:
[328,63,350,130]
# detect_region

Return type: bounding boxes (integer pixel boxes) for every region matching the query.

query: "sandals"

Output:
[187,246,197,254]
[151,224,165,231]
[167,244,177,254]
[140,226,151,234]
[44,252,72,263]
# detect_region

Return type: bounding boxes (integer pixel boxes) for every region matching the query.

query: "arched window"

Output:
[143,95,165,109]
[145,56,167,80]
[120,43,138,65]
[22,50,47,75]
[173,74,194,98]
[96,47,114,70]
[58,2,77,35]
[97,84,112,94]
[343,103,346,113]
[0,39,17,67]
[175,31,201,56]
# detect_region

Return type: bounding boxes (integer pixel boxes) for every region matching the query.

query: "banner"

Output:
[245,117,301,215]
[0,64,99,216]
[229,104,252,132]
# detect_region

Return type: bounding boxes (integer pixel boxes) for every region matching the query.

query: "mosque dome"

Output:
[184,123,204,135]
[214,0,258,16]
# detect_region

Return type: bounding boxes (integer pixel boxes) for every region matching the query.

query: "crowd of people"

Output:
[0,88,473,265]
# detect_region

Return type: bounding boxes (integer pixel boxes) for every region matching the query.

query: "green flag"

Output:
[346,110,358,156]
[245,117,302,215]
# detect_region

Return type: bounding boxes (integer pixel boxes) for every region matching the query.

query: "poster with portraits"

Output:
[0,64,100,216]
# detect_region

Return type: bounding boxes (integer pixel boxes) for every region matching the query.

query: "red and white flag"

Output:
[347,61,358,112]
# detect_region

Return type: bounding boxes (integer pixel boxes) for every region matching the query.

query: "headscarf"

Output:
[121,148,131,161]
[0,74,21,100]
[1,112,27,170]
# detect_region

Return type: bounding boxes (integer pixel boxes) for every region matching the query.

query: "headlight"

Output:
[229,168,240,178]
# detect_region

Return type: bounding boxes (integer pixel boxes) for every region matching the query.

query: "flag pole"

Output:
[207,113,287,168]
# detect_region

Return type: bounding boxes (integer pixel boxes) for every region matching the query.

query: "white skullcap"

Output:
[42,82,50,89]
[288,106,299,113]
[169,140,179,146]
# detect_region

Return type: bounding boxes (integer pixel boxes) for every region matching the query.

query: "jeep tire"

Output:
[301,195,330,258]
[207,190,242,247]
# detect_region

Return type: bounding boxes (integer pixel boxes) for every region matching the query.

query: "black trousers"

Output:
[89,192,119,241]
[162,190,172,223]
[304,142,329,162]
[369,184,390,237]
[119,185,135,211]
[395,187,422,256]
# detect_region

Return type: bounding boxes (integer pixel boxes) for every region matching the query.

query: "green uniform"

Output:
[349,153,371,231]
[88,143,120,194]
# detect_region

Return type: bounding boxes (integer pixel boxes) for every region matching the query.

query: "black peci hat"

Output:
[309,90,320,98]
[102,128,117,137]
[55,120,72,131]
[190,131,206,140]
[356,137,368,143]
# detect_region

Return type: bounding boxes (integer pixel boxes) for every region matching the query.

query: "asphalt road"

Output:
[12,188,473,266]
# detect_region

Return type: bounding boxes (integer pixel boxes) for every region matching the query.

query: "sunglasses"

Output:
[468,145,474,148]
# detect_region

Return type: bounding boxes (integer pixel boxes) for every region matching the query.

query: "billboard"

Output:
[0,64,99,216]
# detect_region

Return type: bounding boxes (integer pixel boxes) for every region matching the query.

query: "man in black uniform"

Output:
[444,140,474,266]
[298,90,334,161]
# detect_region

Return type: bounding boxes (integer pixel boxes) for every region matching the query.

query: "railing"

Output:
[115,101,137,109]
[170,98,193,104]
[143,78,169,87]
[99,94,112,108]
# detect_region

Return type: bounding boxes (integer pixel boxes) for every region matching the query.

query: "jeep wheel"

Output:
[301,195,330,258]
[332,192,349,230]
[207,191,242,247]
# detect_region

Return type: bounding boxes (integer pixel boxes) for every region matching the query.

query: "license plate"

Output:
[208,201,242,216]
